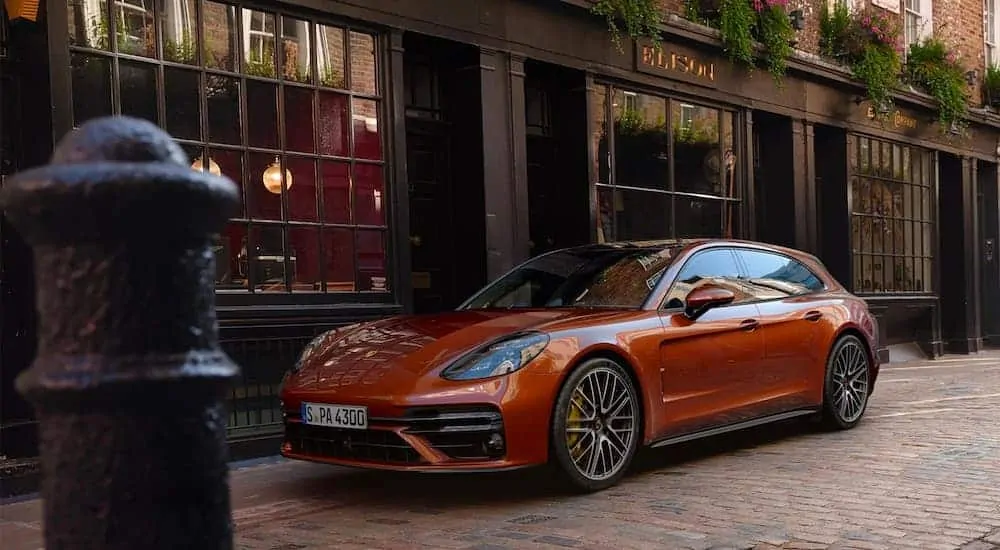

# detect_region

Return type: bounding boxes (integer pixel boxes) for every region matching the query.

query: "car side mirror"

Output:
[683,286,736,320]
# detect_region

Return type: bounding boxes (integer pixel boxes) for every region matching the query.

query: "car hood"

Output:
[288,309,614,392]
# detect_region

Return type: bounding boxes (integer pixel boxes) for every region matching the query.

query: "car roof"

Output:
[555,238,812,259]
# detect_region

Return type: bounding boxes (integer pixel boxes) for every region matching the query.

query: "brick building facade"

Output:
[3,0,1000,496]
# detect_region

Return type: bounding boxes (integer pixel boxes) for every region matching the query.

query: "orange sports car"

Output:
[279,239,882,491]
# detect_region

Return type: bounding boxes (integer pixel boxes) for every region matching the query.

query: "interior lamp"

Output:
[262,156,292,194]
[191,156,221,176]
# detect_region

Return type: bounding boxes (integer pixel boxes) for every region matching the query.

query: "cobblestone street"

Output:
[4,354,1000,549]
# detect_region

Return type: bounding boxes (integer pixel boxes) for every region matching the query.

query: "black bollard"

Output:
[0,116,241,549]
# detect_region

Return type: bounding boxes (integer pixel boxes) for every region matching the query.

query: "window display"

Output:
[66,0,389,295]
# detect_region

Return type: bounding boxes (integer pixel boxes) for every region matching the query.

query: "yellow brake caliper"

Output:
[567,392,585,456]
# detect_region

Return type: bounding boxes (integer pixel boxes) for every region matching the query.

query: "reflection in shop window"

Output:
[159,0,198,64]
[593,84,740,243]
[65,0,389,297]
[114,0,155,56]
[849,135,933,294]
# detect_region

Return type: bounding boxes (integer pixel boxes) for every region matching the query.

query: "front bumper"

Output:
[280,404,545,472]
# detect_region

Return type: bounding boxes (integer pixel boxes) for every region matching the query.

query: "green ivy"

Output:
[905,38,967,128]
[818,4,902,112]
[718,0,756,68]
[756,5,794,83]
[851,44,902,113]
[590,0,664,52]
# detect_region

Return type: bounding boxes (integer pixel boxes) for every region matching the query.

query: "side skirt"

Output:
[648,408,820,449]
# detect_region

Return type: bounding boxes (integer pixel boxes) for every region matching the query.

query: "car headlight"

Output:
[440,332,550,381]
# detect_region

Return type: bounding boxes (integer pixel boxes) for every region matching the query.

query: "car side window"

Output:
[662,249,748,310]
[735,249,825,300]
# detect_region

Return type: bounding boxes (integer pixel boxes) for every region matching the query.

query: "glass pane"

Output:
[352,98,382,160]
[247,152,283,221]
[673,102,722,196]
[349,31,377,95]
[324,228,355,292]
[164,68,201,140]
[354,163,385,226]
[202,1,237,71]
[115,0,155,57]
[246,80,278,148]
[320,161,351,224]
[612,89,668,191]
[284,86,315,152]
[675,196,725,238]
[613,188,671,241]
[921,257,932,292]
[356,230,388,292]
[317,91,350,156]
[206,148,244,217]
[206,75,241,144]
[119,61,158,123]
[722,111,737,200]
[160,0,199,64]
[596,185,614,242]
[68,0,110,50]
[288,226,321,292]
[316,25,346,88]
[219,222,247,289]
[590,84,609,185]
[248,224,286,292]
[281,17,311,82]
[242,9,276,78]
[71,54,113,126]
[286,157,317,222]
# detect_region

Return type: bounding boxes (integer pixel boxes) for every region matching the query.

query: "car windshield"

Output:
[460,245,683,310]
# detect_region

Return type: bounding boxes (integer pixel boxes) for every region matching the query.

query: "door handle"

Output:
[739,319,759,331]
[804,310,822,322]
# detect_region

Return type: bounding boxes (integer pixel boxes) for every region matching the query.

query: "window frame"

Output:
[987,0,1000,67]
[658,246,745,311]
[731,247,829,297]
[590,80,746,244]
[57,0,398,308]
[904,0,934,49]
[657,245,831,312]
[847,133,936,296]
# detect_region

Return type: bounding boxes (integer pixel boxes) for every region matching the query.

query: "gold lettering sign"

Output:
[866,106,918,130]
[636,44,718,87]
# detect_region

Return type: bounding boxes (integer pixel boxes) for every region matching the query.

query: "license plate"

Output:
[300,402,368,429]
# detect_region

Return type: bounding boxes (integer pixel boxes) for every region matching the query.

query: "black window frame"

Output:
[847,133,936,296]
[589,80,747,244]
[53,0,398,309]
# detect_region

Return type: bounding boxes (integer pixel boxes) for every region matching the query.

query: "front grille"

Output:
[284,422,421,464]
[397,406,505,461]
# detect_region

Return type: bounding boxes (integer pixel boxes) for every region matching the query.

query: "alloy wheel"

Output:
[564,363,638,481]
[829,340,870,423]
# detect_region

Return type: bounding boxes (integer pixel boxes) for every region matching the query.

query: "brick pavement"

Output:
[4,354,1000,550]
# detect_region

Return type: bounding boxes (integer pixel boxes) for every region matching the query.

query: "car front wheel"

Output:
[550,357,641,492]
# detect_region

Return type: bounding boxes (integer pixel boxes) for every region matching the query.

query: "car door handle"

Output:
[739,319,759,331]
[804,310,822,322]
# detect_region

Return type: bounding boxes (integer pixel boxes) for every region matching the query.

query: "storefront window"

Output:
[849,135,934,294]
[591,84,740,243]
[65,0,388,295]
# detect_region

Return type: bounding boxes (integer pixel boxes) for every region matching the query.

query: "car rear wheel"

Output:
[550,357,641,492]
[820,334,872,430]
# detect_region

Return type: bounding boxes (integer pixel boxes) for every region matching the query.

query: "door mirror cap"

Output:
[683,286,736,319]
